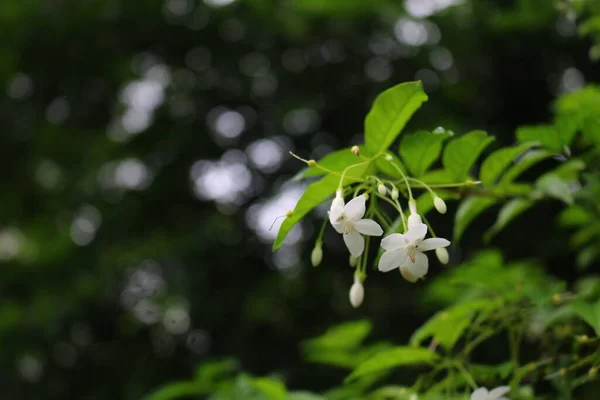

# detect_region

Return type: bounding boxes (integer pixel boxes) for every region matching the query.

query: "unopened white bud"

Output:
[435,247,449,265]
[384,154,393,162]
[311,244,323,267]
[349,276,364,308]
[408,198,417,215]
[408,394,418,400]
[400,265,419,283]
[377,184,387,196]
[391,189,399,200]
[351,145,360,156]
[349,255,358,267]
[407,213,423,230]
[433,196,447,214]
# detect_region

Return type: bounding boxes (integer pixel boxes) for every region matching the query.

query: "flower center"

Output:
[406,244,416,263]
[343,219,354,234]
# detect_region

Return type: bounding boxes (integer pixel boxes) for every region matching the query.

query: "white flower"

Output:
[470,386,510,400]
[349,275,364,308]
[329,193,383,257]
[378,223,450,281]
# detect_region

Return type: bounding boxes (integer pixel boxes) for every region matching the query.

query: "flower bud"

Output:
[349,255,358,267]
[377,184,387,196]
[433,196,447,214]
[307,159,316,167]
[407,213,423,230]
[311,244,323,267]
[363,193,369,200]
[400,265,419,283]
[435,247,449,265]
[351,145,360,156]
[408,198,417,215]
[349,276,364,308]
[384,154,393,162]
[390,188,399,200]
[589,367,598,378]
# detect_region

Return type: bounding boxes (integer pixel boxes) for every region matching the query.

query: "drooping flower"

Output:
[378,223,450,282]
[329,193,383,257]
[470,386,510,400]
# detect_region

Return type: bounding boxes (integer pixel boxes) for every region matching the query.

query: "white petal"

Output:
[407,213,423,230]
[400,264,418,283]
[344,229,365,257]
[378,249,407,272]
[329,197,345,225]
[381,233,406,250]
[408,251,429,278]
[405,223,427,243]
[419,238,451,251]
[470,388,488,400]
[353,219,383,236]
[344,195,366,221]
[488,386,510,399]
[331,220,344,234]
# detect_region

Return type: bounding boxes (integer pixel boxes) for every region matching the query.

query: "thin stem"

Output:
[454,361,478,390]
[288,151,364,181]
[378,194,407,231]
[387,158,413,199]
[316,215,329,242]
[339,161,368,190]
[421,214,438,238]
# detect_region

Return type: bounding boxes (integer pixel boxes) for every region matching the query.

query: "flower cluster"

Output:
[303,149,453,308]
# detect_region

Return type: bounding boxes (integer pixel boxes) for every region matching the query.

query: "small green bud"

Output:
[391,189,399,200]
[311,244,323,267]
[377,184,387,196]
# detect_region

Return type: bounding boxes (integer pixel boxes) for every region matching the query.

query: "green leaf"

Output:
[535,175,573,204]
[143,382,205,400]
[419,169,454,185]
[399,131,452,177]
[288,392,327,400]
[303,320,371,351]
[571,300,600,336]
[484,198,533,241]
[273,163,369,251]
[253,377,287,400]
[453,197,497,242]
[410,300,496,350]
[442,130,495,181]
[479,143,535,187]
[499,149,552,185]
[558,205,590,227]
[547,159,585,181]
[516,125,562,151]
[364,81,428,154]
[346,346,438,382]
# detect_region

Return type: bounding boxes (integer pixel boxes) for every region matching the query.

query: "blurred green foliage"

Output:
[1,0,600,399]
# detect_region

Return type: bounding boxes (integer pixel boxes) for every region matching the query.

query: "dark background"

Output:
[1,0,598,398]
